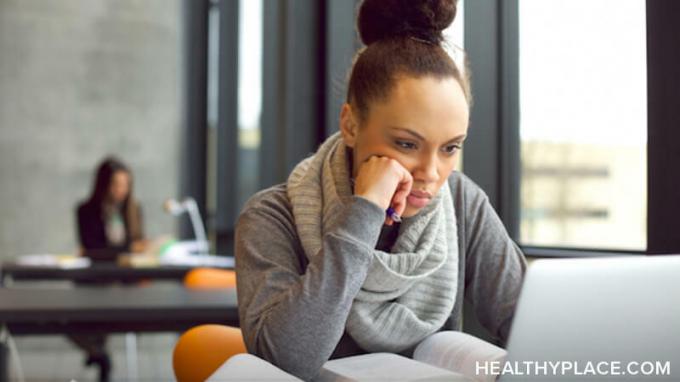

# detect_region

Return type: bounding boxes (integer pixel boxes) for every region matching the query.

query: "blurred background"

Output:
[0,0,182,257]
[0,0,653,259]
[1,0,678,380]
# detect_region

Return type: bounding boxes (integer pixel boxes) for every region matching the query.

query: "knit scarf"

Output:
[287,133,458,352]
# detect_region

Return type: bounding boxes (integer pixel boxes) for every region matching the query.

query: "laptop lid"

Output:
[499,255,680,381]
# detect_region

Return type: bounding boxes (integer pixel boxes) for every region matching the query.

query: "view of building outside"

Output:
[519,0,647,250]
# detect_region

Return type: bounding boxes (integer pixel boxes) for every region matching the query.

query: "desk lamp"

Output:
[164,197,209,255]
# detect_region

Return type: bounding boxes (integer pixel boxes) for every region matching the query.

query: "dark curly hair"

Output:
[347,0,470,122]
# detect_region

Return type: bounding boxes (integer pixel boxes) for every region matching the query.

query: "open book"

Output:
[208,331,506,382]
[315,331,506,382]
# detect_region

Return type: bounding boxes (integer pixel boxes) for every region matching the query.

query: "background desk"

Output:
[0,262,232,284]
[0,285,238,334]
[0,285,238,381]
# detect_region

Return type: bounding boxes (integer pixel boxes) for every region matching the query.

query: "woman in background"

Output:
[77,157,146,261]
[73,156,146,381]
[235,0,527,380]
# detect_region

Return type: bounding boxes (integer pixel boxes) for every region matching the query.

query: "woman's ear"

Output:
[339,103,358,148]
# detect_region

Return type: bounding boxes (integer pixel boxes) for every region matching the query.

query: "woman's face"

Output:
[109,170,131,204]
[342,75,469,218]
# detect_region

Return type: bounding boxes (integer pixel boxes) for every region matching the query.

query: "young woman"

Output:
[235,0,527,379]
[77,157,146,261]
[73,157,146,381]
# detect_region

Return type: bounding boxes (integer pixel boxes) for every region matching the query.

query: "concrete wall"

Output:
[0,0,183,256]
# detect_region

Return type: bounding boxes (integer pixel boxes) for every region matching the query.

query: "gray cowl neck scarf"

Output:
[287,132,458,352]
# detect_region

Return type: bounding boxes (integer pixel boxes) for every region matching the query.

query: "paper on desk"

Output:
[154,240,231,267]
[15,254,91,269]
[159,252,234,268]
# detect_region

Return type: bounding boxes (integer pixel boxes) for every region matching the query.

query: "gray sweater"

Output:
[235,172,527,380]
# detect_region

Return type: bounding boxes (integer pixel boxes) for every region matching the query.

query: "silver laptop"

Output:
[500,255,680,381]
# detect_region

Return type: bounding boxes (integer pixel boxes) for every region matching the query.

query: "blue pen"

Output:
[386,207,402,223]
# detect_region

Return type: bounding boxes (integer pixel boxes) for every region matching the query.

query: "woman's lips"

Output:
[407,190,432,208]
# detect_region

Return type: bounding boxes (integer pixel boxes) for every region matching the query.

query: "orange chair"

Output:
[183,267,237,289]
[173,268,247,382]
[173,324,247,382]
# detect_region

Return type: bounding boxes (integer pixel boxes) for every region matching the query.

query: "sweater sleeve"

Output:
[455,174,528,345]
[235,189,385,380]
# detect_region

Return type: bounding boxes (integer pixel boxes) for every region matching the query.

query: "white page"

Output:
[15,254,90,269]
[207,353,302,381]
[413,331,506,382]
[315,353,474,382]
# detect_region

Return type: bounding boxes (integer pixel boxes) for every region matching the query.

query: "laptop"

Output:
[500,255,680,381]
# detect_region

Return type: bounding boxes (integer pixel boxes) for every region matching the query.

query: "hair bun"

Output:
[357,0,457,46]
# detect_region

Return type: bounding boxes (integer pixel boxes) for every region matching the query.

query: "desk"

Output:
[0,285,238,334]
[0,285,238,382]
[0,262,231,285]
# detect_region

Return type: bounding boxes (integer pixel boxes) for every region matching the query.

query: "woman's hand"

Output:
[353,156,413,225]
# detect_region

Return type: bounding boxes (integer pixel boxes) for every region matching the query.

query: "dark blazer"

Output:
[76,201,137,262]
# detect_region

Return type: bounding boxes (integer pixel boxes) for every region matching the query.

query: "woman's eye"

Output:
[443,144,462,155]
[395,140,417,150]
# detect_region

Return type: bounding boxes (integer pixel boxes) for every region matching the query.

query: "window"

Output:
[519,0,647,250]
[444,0,464,171]
[443,0,465,50]
[236,0,263,209]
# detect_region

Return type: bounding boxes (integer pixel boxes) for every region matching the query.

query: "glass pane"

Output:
[206,2,220,237]
[0,0,183,255]
[443,0,464,49]
[519,0,646,250]
[237,0,262,209]
[443,0,465,172]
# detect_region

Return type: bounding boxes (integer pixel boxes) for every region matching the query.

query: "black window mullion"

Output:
[282,0,324,175]
[260,0,286,189]
[324,0,361,139]
[179,0,209,241]
[646,0,680,255]
[463,0,501,211]
[498,0,520,241]
[214,0,239,255]
[464,0,520,239]
[260,0,325,187]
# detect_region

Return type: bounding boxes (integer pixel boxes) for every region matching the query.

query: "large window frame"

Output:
[181,0,358,254]
[463,0,680,257]
[181,0,680,256]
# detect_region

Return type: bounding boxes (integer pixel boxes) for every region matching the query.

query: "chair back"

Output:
[173,324,248,382]
[183,267,236,289]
